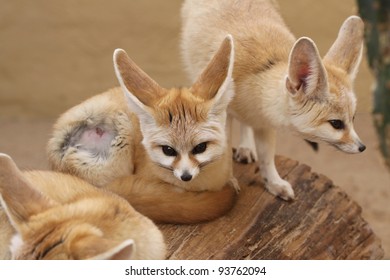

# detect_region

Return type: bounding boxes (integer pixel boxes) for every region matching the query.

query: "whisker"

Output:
[155,163,173,171]
[199,155,222,169]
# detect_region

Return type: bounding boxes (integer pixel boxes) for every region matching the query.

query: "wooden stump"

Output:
[159,156,384,259]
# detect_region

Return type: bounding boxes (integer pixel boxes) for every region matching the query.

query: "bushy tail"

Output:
[105,175,238,224]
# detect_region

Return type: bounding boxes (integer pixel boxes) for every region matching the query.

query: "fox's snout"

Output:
[336,141,365,154]
[180,171,193,182]
[345,141,366,153]
[335,128,366,154]
[174,168,198,182]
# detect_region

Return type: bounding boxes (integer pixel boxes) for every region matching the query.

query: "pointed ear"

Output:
[113,49,164,123]
[105,239,134,260]
[190,34,235,112]
[76,236,135,260]
[286,37,328,98]
[324,16,364,80]
[0,153,56,229]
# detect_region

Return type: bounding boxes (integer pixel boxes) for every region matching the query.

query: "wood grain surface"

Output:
[159,156,384,260]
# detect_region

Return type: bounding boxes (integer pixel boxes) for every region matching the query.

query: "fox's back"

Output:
[182,0,295,80]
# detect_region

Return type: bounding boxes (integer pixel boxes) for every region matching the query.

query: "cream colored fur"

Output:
[0,153,165,260]
[47,36,238,224]
[181,0,365,200]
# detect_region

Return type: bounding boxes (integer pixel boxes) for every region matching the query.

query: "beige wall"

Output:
[0,0,372,119]
[0,0,185,118]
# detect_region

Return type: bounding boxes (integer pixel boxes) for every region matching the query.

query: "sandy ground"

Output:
[0,0,389,259]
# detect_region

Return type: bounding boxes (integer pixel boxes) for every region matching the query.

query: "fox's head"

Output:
[114,36,234,183]
[285,16,365,153]
[0,153,135,260]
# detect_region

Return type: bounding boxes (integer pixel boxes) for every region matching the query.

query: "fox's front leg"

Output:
[233,122,257,164]
[253,127,294,201]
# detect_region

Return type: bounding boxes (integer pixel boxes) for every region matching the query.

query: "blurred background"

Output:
[0,0,389,258]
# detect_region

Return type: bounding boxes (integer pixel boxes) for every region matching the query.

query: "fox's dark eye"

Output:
[328,120,345,130]
[161,145,177,157]
[192,142,207,154]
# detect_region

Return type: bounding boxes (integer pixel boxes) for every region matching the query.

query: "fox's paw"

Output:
[265,178,295,201]
[232,147,256,164]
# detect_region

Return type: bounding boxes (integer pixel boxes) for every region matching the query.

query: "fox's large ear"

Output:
[89,238,134,260]
[191,35,235,114]
[0,153,57,231]
[323,16,364,80]
[113,49,165,124]
[286,37,328,99]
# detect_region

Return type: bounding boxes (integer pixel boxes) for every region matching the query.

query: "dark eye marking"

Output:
[161,145,177,157]
[192,142,207,155]
[328,120,345,130]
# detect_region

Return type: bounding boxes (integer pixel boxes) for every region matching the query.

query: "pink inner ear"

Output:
[298,64,310,80]
[296,64,311,90]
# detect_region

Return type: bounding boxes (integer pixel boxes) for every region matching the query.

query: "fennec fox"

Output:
[47,36,238,224]
[181,0,365,200]
[0,153,165,260]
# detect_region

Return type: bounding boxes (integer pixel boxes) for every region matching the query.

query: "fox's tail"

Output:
[105,175,238,224]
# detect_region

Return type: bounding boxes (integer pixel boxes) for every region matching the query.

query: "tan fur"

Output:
[0,207,13,259]
[181,0,365,200]
[47,36,238,224]
[0,153,165,260]
[105,174,237,224]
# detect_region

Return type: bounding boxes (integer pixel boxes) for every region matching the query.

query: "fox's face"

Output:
[285,16,365,154]
[140,88,228,182]
[288,64,365,153]
[113,36,234,182]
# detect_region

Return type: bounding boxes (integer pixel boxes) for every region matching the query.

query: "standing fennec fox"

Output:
[47,36,238,224]
[181,0,365,200]
[0,153,165,259]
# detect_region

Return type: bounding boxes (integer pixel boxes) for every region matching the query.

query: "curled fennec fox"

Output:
[0,153,165,260]
[47,36,238,224]
[181,0,365,200]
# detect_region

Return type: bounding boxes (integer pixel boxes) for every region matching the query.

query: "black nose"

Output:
[180,172,192,182]
[359,144,366,152]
